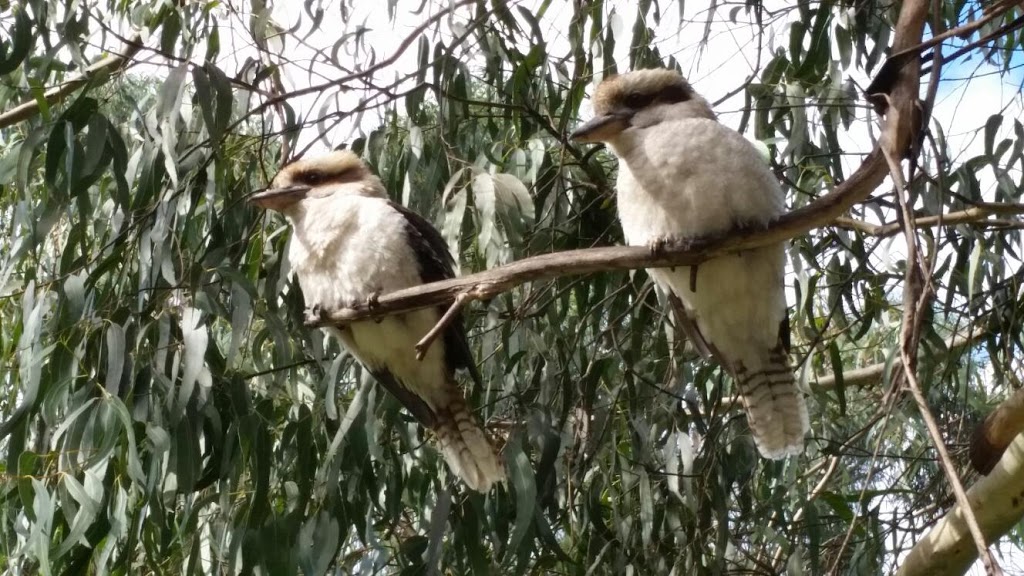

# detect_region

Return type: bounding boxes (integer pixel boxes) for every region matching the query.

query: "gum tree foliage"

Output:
[0,0,1022,574]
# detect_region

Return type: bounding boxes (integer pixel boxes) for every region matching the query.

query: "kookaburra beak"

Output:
[247,185,311,212]
[570,111,631,143]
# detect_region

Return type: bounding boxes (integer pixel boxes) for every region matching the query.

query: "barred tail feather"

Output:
[433,395,506,492]
[736,357,809,459]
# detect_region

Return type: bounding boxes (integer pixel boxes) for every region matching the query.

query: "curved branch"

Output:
[314,149,888,327]
[0,35,143,129]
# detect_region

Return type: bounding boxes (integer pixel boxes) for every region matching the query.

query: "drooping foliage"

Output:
[1,1,1023,574]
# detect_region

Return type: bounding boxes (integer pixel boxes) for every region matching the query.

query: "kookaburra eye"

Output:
[624,92,652,109]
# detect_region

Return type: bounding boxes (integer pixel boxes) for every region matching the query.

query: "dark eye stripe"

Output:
[290,167,365,187]
[658,84,691,104]
[621,83,691,110]
[297,171,326,184]
[623,92,656,109]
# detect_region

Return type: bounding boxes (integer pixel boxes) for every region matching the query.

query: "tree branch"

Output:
[834,203,1024,237]
[971,387,1024,475]
[314,149,888,326]
[811,326,990,391]
[888,0,1022,62]
[896,432,1024,576]
[0,34,143,129]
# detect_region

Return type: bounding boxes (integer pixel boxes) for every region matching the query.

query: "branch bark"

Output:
[0,35,143,129]
[312,149,888,326]
[811,326,989,391]
[834,203,1024,237]
[971,387,1024,475]
[896,432,1024,576]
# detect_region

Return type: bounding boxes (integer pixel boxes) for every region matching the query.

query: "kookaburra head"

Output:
[570,68,716,146]
[248,150,386,215]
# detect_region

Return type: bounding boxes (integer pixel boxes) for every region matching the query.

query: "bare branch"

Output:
[834,203,1024,237]
[227,0,478,141]
[888,119,1002,573]
[414,292,471,361]
[971,388,1024,475]
[318,149,888,326]
[888,0,1021,61]
[812,326,990,391]
[0,35,143,129]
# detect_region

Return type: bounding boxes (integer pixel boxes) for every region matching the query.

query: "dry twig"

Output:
[887,143,1002,575]
[414,292,471,361]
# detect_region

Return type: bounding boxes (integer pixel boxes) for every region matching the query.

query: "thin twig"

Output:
[414,292,471,361]
[886,142,1003,575]
[221,0,477,139]
[888,0,1021,61]
[896,433,1024,576]
[772,456,841,570]
[833,203,1024,237]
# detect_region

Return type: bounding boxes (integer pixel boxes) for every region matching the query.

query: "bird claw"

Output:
[648,237,694,255]
[648,237,670,256]
[367,290,383,323]
[304,304,323,327]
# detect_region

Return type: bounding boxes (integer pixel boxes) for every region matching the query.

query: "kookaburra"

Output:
[571,68,809,459]
[248,150,505,491]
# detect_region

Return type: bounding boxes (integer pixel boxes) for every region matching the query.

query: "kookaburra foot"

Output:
[648,237,670,256]
[367,291,383,323]
[303,304,323,327]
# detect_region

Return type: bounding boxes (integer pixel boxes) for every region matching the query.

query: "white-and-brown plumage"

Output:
[249,150,505,491]
[572,69,809,459]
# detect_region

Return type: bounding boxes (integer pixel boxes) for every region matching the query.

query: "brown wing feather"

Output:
[389,202,483,387]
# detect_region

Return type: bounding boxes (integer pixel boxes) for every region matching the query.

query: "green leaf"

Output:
[504,434,537,561]
[985,114,1003,160]
[0,6,33,75]
[174,307,209,422]
[425,487,451,572]
[827,342,846,415]
[639,468,654,548]
[56,473,101,557]
[104,323,126,396]
[0,283,50,441]
[795,5,832,81]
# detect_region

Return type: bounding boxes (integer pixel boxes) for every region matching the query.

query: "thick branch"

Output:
[971,387,1024,475]
[896,432,1024,576]
[317,150,887,325]
[0,35,143,129]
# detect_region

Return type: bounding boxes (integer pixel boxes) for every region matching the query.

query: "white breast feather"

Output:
[612,118,787,368]
[284,192,449,410]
